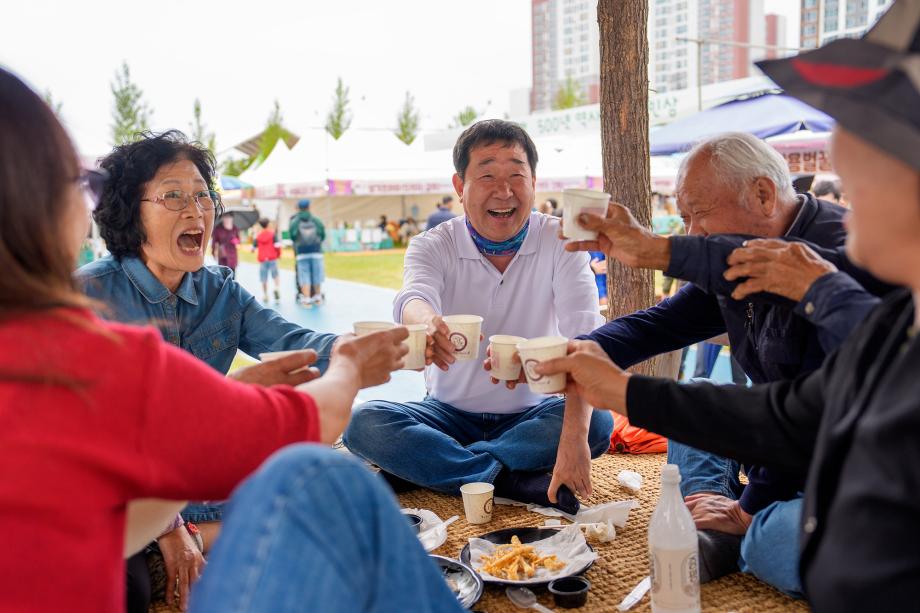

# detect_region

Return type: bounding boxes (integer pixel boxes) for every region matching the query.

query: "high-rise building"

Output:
[800,0,893,49]
[531,0,601,113]
[764,13,788,60]
[531,0,784,112]
[650,0,768,94]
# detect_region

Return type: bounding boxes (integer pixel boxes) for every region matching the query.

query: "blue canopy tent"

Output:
[650,92,835,156]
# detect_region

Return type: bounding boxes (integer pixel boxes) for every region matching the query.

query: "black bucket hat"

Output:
[756,0,920,170]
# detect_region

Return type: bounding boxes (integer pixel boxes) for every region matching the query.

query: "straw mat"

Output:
[151,453,807,612]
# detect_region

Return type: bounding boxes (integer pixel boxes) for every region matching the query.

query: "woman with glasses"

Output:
[75,131,342,607]
[0,66,462,613]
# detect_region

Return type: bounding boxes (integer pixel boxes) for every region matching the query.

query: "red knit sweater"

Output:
[0,310,319,612]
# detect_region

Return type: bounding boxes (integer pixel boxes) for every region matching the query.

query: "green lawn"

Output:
[238,247,406,290]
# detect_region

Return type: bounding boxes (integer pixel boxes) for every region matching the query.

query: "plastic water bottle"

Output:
[649,464,701,613]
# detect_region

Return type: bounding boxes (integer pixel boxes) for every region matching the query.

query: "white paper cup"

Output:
[353,321,396,336]
[402,323,428,370]
[516,336,569,394]
[562,189,612,240]
[489,335,527,380]
[258,350,314,374]
[460,482,495,525]
[442,315,483,361]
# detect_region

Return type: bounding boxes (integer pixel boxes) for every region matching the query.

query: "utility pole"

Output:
[676,38,807,111]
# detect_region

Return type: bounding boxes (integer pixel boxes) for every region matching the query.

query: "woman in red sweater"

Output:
[0,67,463,613]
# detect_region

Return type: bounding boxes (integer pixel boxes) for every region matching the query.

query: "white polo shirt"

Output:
[394,212,603,414]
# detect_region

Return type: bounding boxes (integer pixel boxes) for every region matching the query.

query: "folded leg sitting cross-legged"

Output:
[343,396,613,515]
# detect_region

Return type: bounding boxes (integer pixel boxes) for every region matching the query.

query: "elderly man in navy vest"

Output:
[562,132,891,596]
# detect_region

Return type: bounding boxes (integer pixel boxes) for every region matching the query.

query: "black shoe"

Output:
[493,470,580,515]
[697,529,742,583]
[379,470,421,494]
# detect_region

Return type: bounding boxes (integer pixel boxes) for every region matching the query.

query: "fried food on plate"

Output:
[478,535,566,580]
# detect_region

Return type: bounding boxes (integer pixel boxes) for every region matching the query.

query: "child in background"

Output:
[254,218,282,304]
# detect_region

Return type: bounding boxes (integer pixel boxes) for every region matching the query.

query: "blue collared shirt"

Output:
[76,256,337,374]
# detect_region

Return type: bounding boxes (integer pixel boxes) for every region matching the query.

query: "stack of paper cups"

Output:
[562,189,611,240]
[442,315,483,361]
[516,336,569,393]
[402,323,428,370]
[489,335,527,380]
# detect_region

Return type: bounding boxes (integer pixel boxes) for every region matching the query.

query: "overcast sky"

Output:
[3,0,798,158]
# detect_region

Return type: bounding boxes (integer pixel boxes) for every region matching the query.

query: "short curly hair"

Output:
[94,130,218,259]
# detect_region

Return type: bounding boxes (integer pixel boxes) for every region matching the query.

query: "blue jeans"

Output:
[181,502,225,524]
[190,444,464,613]
[343,396,614,493]
[740,498,804,598]
[295,253,325,287]
[668,440,803,598]
[259,259,279,283]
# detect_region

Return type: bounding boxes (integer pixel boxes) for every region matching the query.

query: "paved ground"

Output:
[232,262,738,402]
[234,261,426,403]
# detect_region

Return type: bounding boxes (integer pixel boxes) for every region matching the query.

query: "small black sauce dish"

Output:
[548,576,590,608]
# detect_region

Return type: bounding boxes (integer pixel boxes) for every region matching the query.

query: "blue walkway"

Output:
[233,262,738,402]
[234,262,427,403]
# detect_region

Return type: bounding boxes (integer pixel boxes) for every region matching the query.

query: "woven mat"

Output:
[399,453,809,613]
[151,453,807,613]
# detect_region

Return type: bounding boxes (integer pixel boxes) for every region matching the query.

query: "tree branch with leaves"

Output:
[449,105,480,129]
[189,98,216,153]
[325,77,352,140]
[394,91,420,145]
[110,61,151,146]
[553,76,587,110]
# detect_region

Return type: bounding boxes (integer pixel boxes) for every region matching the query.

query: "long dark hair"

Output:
[0,67,90,315]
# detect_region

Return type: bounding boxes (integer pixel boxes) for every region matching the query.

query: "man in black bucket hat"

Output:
[538,1,920,610]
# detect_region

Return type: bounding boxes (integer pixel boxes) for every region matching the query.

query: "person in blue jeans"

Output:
[192,445,464,613]
[345,121,613,515]
[290,199,327,307]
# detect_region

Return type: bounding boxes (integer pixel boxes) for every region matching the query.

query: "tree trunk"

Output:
[598,0,673,378]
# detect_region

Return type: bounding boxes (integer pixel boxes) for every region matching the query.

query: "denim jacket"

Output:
[76,256,337,374]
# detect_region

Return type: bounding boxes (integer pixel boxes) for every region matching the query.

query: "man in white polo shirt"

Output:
[343,120,613,514]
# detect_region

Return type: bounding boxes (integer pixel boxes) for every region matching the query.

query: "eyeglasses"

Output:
[77,168,108,208]
[141,190,222,212]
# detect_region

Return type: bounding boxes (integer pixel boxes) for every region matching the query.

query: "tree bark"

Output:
[598,0,673,378]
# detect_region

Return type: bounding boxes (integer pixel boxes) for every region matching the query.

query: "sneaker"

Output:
[273,289,281,303]
[262,294,270,304]
[298,295,314,308]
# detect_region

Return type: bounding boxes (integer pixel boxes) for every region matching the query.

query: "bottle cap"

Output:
[661,464,681,483]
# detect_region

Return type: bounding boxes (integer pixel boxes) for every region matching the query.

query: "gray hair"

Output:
[677,132,796,203]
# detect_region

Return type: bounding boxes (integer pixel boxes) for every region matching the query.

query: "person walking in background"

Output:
[425,195,456,230]
[254,217,282,304]
[289,199,326,307]
[211,212,239,274]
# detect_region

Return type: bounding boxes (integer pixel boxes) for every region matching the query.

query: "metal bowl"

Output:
[430,555,484,609]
